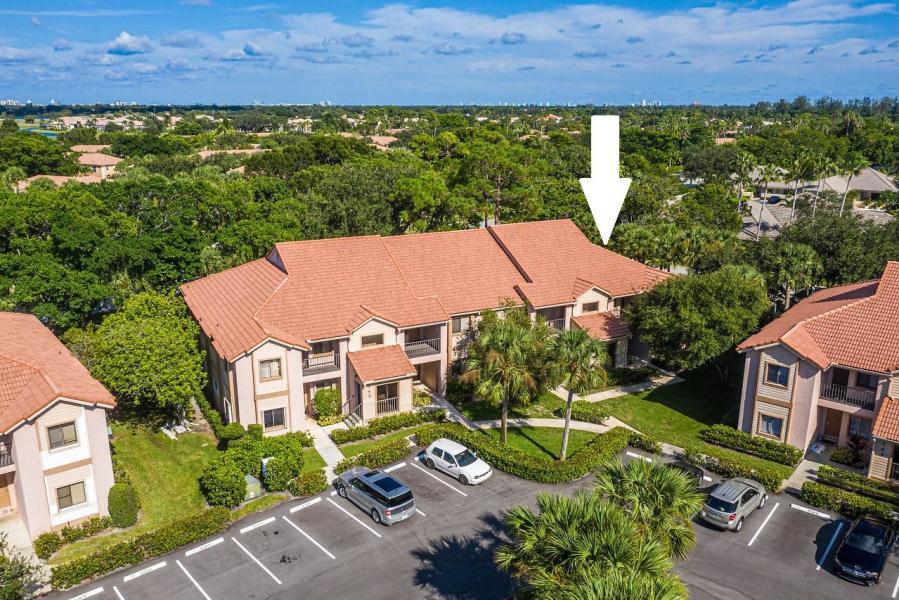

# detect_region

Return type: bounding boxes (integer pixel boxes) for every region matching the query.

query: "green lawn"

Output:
[338,426,425,457]
[51,423,220,564]
[455,391,566,422]
[476,426,600,460]
[302,447,327,473]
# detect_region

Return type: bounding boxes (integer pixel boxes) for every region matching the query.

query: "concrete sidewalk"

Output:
[552,373,684,404]
[307,424,346,482]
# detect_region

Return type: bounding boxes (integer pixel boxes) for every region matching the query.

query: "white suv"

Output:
[424,438,493,485]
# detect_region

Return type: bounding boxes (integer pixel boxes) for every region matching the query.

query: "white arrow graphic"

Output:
[579,115,632,245]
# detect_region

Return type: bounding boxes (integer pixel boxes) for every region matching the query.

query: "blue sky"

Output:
[1,0,897,105]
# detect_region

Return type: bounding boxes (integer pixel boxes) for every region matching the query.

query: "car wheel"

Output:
[734,518,744,533]
[337,484,348,498]
[371,509,382,525]
[758,494,767,509]
[459,474,469,486]
[425,457,435,469]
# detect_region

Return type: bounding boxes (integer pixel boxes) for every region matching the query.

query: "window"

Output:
[759,414,783,438]
[361,334,383,348]
[451,316,472,335]
[765,364,789,387]
[48,422,78,450]
[582,301,599,314]
[259,359,282,381]
[849,416,873,439]
[56,482,86,510]
[741,488,758,504]
[856,372,878,390]
[377,383,398,401]
[262,407,285,430]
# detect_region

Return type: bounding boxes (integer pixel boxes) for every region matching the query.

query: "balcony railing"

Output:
[405,337,441,358]
[376,396,399,415]
[546,318,566,331]
[0,451,12,469]
[303,352,340,375]
[820,383,876,411]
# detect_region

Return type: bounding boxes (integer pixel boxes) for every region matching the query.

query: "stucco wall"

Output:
[787,359,821,450]
[348,319,397,351]
[572,288,612,316]
[738,350,760,433]
[11,423,47,536]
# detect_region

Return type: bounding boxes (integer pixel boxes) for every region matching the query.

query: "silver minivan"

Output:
[700,477,768,532]
[336,466,416,525]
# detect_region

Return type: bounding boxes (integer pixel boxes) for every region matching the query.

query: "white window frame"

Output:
[262,407,286,430]
[758,413,784,438]
[259,358,282,382]
[56,481,87,510]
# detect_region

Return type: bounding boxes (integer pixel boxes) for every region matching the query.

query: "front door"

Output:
[823,409,842,441]
[0,475,10,509]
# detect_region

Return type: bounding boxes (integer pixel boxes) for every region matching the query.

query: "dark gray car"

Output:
[336,466,416,525]
[700,477,767,532]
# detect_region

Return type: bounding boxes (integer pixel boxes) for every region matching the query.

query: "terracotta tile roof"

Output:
[383,229,527,315]
[0,313,114,433]
[70,144,111,153]
[347,345,416,383]
[15,173,103,191]
[571,312,632,341]
[489,219,671,306]
[737,261,899,373]
[873,397,899,442]
[77,153,122,167]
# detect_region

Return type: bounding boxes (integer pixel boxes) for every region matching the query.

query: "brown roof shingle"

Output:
[874,397,899,442]
[347,345,416,383]
[572,312,632,341]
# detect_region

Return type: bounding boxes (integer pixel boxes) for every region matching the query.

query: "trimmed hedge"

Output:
[287,470,328,497]
[628,432,662,455]
[108,483,140,528]
[317,414,344,427]
[220,422,246,443]
[196,394,225,439]
[330,409,445,445]
[200,459,247,507]
[247,424,264,440]
[414,423,630,484]
[682,445,793,492]
[699,424,803,467]
[51,507,231,589]
[816,465,899,505]
[800,481,898,522]
[34,517,114,560]
[314,388,341,418]
[34,532,64,560]
[413,389,433,408]
[263,453,304,492]
[334,438,413,474]
[569,401,609,425]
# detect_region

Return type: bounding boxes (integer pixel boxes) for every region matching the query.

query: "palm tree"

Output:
[548,329,608,460]
[811,156,838,219]
[734,151,755,215]
[463,311,538,444]
[755,164,779,241]
[496,492,685,599]
[595,460,704,560]
[786,152,814,225]
[838,153,870,216]
[1,166,26,193]
[772,243,823,310]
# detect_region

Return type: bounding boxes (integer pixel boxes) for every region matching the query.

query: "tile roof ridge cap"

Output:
[379,236,443,307]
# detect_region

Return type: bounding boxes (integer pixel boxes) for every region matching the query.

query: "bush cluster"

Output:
[816,465,899,505]
[33,532,63,560]
[220,422,246,443]
[108,483,140,528]
[317,414,344,427]
[698,424,803,466]
[569,401,610,425]
[263,453,304,492]
[413,389,433,408]
[800,481,898,522]
[414,423,630,484]
[200,460,247,507]
[287,470,329,497]
[628,432,662,455]
[313,388,341,418]
[51,507,231,589]
[682,445,792,492]
[329,409,445,445]
[445,378,475,406]
[830,445,867,469]
[334,438,413,474]
[195,394,225,439]
[34,517,114,560]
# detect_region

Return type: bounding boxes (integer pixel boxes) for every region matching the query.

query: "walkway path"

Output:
[307,424,346,482]
[551,373,684,404]
[469,416,634,434]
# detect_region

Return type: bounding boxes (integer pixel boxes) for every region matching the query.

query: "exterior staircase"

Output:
[343,412,362,428]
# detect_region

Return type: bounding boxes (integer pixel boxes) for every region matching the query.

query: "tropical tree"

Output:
[770,243,823,309]
[496,492,687,599]
[548,329,608,460]
[811,155,838,219]
[755,163,780,241]
[838,153,870,216]
[785,151,814,225]
[595,460,704,560]
[733,150,755,214]
[0,531,38,600]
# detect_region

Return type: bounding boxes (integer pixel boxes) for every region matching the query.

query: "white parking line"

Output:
[816,521,844,571]
[326,497,383,538]
[112,586,125,600]
[281,516,336,560]
[892,573,899,599]
[409,462,469,497]
[70,587,105,600]
[239,516,275,534]
[416,508,427,517]
[384,462,406,473]
[625,450,653,463]
[176,560,212,600]
[185,537,224,557]
[790,504,831,520]
[747,502,780,547]
[330,490,337,496]
[290,497,322,513]
[123,561,166,583]
[232,537,282,585]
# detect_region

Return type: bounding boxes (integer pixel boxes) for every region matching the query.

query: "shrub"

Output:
[830,444,867,469]
[246,424,264,440]
[34,532,63,560]
[51,507,231,589]
[445,378,475,405]
[800,481,898,522]
[569,401,609,425]
[220,422,246,443]
[61,516,113,544]
[699,424,803,466]
[330,409,445,445]
[313,388,341,418]
[287,470,328,497]
[414,423,630,484]
[263,452,304,492]
[413,389,433,408]
[200,459,247,507]
[682,445,792,492]
[816,465,899,505]
[108,484,140,528]
[628,432,662,455]
[317,414,344,426]
[195,394,224,439]
[334,438,412,474]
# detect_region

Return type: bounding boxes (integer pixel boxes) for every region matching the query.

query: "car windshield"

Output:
[706,496,737,513]
[387,490,413,507]
[845,530,885,557]
[455,450,477,467]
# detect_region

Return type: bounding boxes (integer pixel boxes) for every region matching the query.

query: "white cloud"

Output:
[107,31,152,55]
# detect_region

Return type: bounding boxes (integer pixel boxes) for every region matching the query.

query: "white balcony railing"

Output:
[820,383,876,411]
[405,337,441,358]
[546,318,566,331]
[376,396,399,415]
[303,352,340,375]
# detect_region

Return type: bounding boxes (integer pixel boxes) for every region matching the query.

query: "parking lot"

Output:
[57,446,899,600]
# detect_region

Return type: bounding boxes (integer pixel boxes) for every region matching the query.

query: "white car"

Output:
[424,438,493,485]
